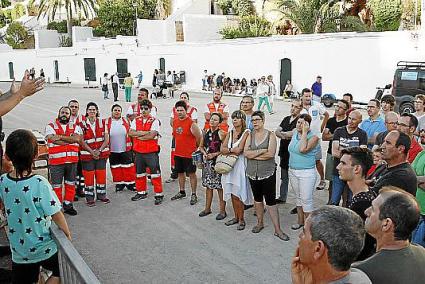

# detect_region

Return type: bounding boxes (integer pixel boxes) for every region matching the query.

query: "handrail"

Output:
[50,224,101,284]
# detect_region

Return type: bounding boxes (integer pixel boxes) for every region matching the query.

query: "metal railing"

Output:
[50,224,101,284]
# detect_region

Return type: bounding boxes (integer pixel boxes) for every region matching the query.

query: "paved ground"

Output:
[1,83,330,283]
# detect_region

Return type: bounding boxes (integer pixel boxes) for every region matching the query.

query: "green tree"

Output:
[5,21,29,49]
[1,0,11,8]
[95,0,156,37]
[219,15,272,39]
[38,0,97,40]
[217,0,255,17]
[369,0,402,31]
[155,0,171,20]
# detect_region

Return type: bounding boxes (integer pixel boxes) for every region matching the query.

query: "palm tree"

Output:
[38,0,97,40]
[155,0,172,20]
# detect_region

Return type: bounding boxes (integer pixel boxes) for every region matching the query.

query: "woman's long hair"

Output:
[231,110,246,139]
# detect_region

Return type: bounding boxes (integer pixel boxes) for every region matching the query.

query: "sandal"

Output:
[225,218,238,226]
[237,222,246,231]
[251,225,264,233]
[199,210,212,217]
[216,213,227,220]
[291,224,304,230]
[274,232,290,241]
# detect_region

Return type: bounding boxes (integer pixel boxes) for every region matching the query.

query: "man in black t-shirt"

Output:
[322,100,349,201]
[331,110,368,205]
[370,130,417,195]
[275,99,302,203]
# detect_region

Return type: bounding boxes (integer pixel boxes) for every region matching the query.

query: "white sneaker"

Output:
[316,180,326,190]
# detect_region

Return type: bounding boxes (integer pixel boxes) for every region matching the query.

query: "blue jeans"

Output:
[331,174,352,205]
[257,96,272,113]
[412,217,425,247]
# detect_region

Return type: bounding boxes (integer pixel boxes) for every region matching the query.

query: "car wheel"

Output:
[400,102,414,114]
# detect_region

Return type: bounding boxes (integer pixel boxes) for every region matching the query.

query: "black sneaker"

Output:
[76,190,85,198]
[154,196,164,205]
[126,184,136,191]
[290,207,297,214]
[190,194,198,205]
[131,192,148,201]
[74,196,79,202]
[115,184,124,192]
[244,204,254,210]
[63,203,77,216]
[171,191,186,201]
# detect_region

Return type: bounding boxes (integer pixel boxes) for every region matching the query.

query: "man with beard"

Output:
[68,100,86,199]
[204,88,229,132]
[45,106,82,215]
[127,88,157,122]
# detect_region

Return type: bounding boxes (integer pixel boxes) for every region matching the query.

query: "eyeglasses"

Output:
[251,118,263,122]
[397,122,410,127]
[334,105,347,110]
[141,106,150,110]
[415,101,424,104]
[385,121,397,125]
[87,108,97,111]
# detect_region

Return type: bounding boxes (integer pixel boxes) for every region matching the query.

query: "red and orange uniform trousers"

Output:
[47,120,80,203]
[80,118,110,202]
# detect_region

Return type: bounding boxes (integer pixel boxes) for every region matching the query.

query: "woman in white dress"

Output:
[221,110,253,230]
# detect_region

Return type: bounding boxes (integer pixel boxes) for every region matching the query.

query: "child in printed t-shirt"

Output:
[0,129,71,284]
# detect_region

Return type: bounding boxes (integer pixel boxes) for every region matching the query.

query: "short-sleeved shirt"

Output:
[288,131,318,170]
[127,105,157,118]
[123,77,133,87]
[332,126,368,174]
[170,107,198,121]
[325,117,348,154]
[359,116,386,148]
[0,174,61,264]
[109,119,127,153]
[278,115,299,169]
[353,244,425,284]
[301,101,327,137]
[44,123,82,137]
[203,103,229,115]
[370,162,417,195]
[412,150,425,215]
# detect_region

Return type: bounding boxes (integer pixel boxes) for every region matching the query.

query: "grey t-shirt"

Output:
[329,268,371,284]
[353,244,425,284]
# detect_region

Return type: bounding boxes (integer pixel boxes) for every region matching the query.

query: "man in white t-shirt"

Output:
[127,88,157,121]
[45,106,82,216]
[301,88,329,190]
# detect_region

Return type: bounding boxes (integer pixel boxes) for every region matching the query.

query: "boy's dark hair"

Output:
[175,100,188,110]
[140,99,152,109]
[299,113,312,125]
[343,93,353,101]
[340,147,373,178]
[6,129,38,178]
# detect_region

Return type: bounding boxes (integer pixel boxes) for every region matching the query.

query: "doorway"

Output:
[54,60,59,81]
[8,62,14,80]
[84,58,96,81]
[116,59,128,76]
[159,58,165,73]
[280,58,292,96]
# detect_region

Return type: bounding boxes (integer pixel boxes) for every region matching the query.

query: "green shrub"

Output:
[59,35,72,47]
[5,21,29,49]
[369,0,402,31]
[47,19,80,33]
[220,16,272,39]
[217,0,254,16]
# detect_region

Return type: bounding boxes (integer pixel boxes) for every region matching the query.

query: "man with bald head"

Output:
[374,111,399,147]
[331,110,368,205]
[353,186,425,284]
[370,130,417,195]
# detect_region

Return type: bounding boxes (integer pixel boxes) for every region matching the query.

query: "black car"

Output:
[392,61,425,113]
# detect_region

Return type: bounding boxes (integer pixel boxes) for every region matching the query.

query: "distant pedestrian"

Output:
[40,68,45,78]
[311,75,322,102]
[102,73,109,99]
[136,71,143,88]
[202,70,208,90]
[152,69,158,87]
[124,73,134,102]
[111,72,119,101]
[256,76,274,115]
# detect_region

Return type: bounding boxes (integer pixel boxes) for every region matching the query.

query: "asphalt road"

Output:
[1,83,329,283]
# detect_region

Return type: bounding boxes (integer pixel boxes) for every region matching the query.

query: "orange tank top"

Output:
[173,116,197,158]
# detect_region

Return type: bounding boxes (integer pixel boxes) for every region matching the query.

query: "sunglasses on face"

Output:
[141,106,150,110]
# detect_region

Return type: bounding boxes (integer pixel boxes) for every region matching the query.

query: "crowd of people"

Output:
[1,71,425,283]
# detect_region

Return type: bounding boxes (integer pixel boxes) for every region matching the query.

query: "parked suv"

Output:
[392,61,425,113]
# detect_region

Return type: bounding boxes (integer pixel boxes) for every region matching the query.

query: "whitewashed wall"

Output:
[1,31,424,102]
[183,14,229,42]
[34,30,60,49]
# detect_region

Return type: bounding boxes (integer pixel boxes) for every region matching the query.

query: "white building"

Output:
[1,0,425,103]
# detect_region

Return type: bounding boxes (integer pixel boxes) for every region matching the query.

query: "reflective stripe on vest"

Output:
[47,120,80,165]
[132,115,159,154]
[80,118,110,161]
[204,102,228,131]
